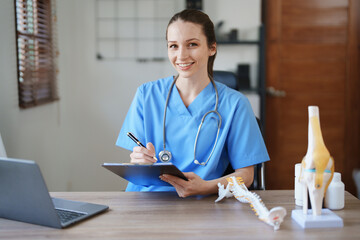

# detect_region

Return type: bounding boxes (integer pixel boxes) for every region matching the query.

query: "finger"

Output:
[162,174,189,186]
[130,158,154,164]
[130,152,156,164]
[132,146,143,153]
[146,142,158,161]
[132,146,157,163]
[170,182,188,198]
[146,142,155,155]
[161,177,184,197]
[131,151,156,161]
[182,172,196,179]
[160,175,192,198]
[130,156,155,164]
[161,175,185,192]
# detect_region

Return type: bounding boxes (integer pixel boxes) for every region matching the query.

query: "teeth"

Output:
[178,63,192,67]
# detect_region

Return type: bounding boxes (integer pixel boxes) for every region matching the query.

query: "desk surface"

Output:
[0,190,359,239]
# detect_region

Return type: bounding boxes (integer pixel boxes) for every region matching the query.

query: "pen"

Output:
[127,132,158,161]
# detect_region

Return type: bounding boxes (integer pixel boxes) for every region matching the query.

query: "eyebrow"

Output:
[167,38,201,43]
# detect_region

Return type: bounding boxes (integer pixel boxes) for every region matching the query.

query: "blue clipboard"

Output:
[102,162,188,187]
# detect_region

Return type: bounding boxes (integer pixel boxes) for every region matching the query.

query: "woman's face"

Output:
[167,20,216,80]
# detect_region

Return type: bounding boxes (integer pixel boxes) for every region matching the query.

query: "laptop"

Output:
[0,157,109,229]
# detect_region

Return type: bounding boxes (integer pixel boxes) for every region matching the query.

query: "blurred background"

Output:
[0,0,359,197]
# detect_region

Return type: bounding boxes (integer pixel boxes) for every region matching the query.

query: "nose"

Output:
[178,46,189,60]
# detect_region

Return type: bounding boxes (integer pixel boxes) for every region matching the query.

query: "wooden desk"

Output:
[0,191,359,239]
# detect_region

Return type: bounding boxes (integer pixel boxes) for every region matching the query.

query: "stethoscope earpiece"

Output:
[194,160,205,166]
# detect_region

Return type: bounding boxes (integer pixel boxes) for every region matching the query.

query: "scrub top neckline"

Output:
[169,80,215,118]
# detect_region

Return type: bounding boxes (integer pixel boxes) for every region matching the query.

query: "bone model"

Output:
[299,106,334,216]
[215,176,287,231]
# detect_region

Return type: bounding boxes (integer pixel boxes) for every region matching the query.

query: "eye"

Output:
[168,44,177,49]
[189,42,198,47]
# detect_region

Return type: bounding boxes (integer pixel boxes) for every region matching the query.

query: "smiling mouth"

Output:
[177,62,194,69]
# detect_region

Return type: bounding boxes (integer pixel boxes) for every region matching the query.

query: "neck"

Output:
[175,73,211,107]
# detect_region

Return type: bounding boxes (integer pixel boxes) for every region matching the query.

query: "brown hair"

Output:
[166,9,217,77]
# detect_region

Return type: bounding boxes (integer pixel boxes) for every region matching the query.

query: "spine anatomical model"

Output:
[300,106,334,216]
[215,176,286,231]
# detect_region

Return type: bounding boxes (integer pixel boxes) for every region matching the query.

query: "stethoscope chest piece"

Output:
[159,150,172,163]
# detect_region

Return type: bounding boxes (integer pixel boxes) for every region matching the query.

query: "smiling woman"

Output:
[14,0,59,108]
[165,10,217,114]
[166,21,216,106]
[166,9,217,79]
[115,9,269,197]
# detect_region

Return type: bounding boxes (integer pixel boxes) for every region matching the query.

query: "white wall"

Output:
[0,0,260,191]
[205,0,261,88]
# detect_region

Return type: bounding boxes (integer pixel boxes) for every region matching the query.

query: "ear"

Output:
[209,43,217,56]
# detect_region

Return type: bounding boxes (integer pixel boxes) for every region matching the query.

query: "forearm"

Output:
[205,165,254,195]
[161,165,254,197]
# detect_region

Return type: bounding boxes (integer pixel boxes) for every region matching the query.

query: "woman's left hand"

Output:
[160,172,211,197]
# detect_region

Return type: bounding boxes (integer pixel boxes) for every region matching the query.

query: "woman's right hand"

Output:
[130,142,157,164]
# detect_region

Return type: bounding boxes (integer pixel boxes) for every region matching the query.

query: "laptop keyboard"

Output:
[55,208,86,223]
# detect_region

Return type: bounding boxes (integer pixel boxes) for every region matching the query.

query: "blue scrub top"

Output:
[116,76,269,192]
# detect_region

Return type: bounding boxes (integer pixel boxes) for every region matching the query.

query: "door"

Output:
[264,0,360,193]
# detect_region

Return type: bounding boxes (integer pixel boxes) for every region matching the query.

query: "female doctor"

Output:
[116,9,269,197]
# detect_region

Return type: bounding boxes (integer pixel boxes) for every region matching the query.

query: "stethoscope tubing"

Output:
[160,75,222,165]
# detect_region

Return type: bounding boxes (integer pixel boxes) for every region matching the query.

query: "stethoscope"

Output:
[159,75,222,166]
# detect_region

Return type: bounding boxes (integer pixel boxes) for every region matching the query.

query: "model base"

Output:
[291,209,343,229]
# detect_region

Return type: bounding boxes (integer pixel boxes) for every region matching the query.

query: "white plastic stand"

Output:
[291,209,343,229]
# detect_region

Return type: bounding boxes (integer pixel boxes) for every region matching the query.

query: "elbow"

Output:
[246,167,254,188]
[234,165,254,188]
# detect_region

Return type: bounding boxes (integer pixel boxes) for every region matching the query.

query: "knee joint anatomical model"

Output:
[299,106,334,216]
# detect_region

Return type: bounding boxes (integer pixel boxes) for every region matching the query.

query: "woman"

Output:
[116,9,269,197]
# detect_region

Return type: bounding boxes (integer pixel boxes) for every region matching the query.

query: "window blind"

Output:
[15,0,59,108]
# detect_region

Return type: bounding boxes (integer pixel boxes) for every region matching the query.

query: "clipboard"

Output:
[102,162,188,187]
